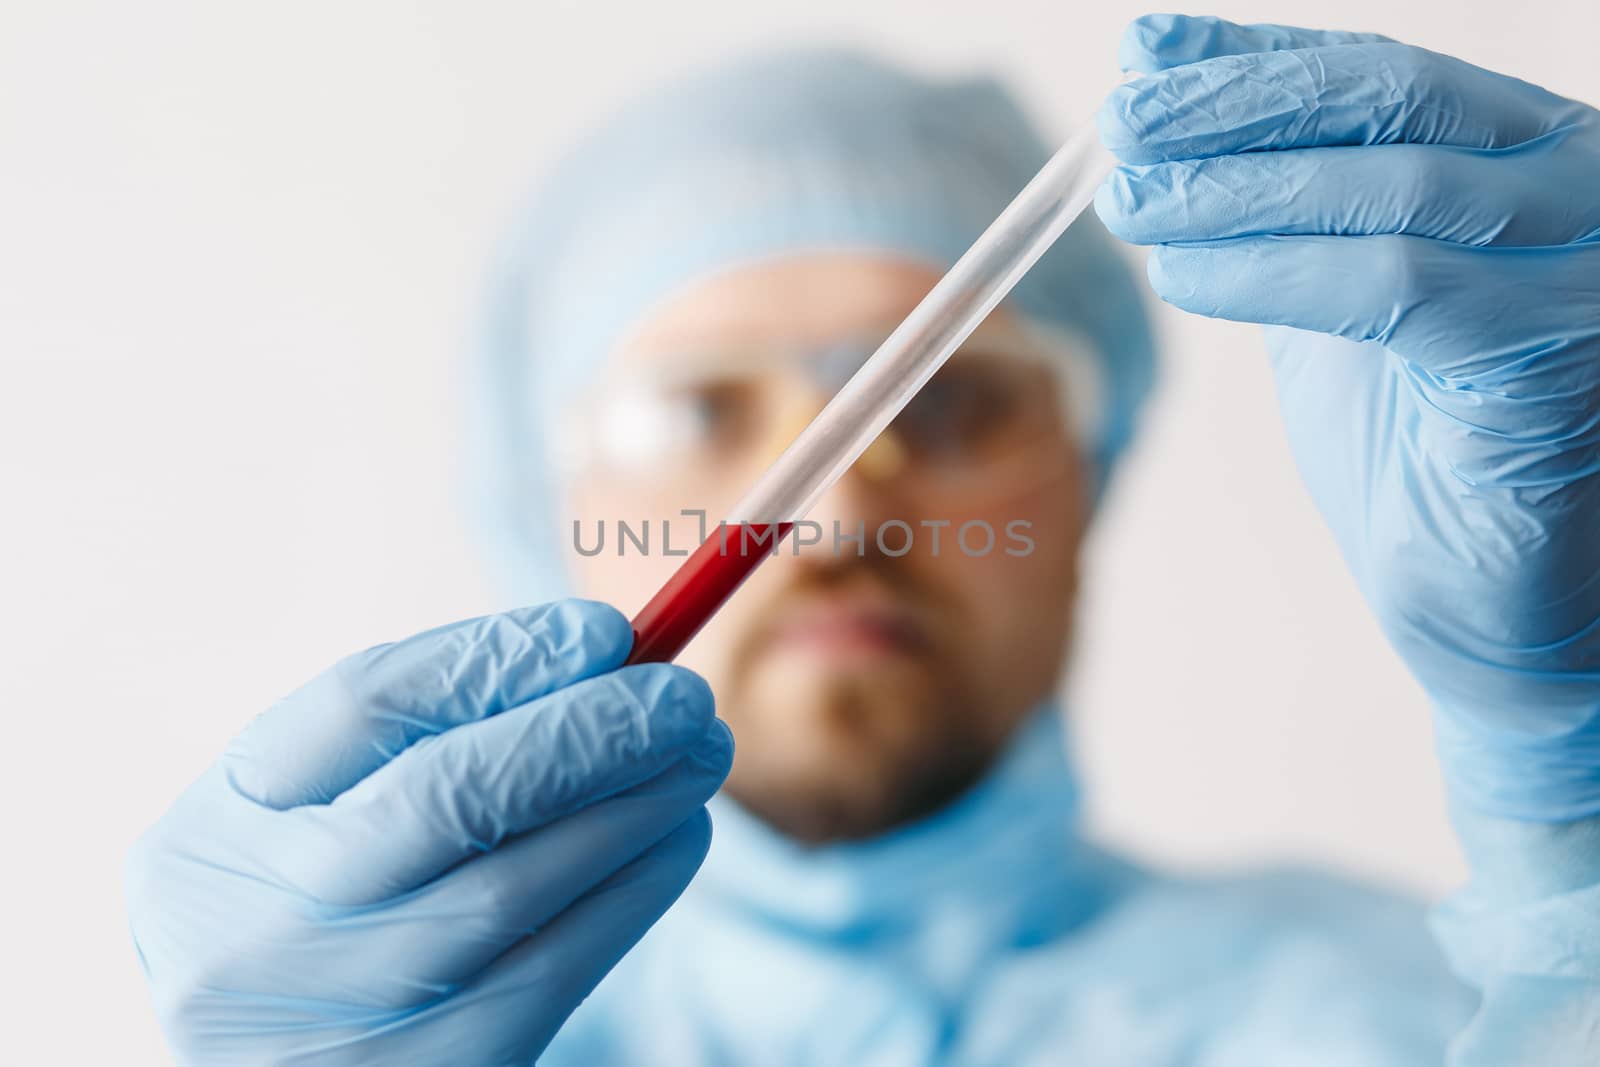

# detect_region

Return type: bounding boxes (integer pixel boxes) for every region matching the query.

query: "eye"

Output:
[894,359,1025,460]
[587,377,760,474]
[666,379,760,450]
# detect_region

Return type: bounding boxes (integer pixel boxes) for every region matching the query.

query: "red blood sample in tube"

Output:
[623,522,796,665]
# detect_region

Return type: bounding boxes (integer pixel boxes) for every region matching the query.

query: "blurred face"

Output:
[562,254,1090,843]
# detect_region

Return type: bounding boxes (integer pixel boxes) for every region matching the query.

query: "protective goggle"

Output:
[558,317,1102,504]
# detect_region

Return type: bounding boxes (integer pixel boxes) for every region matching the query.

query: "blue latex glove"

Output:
[1096,14,1600,821]
[124,600,733,1065]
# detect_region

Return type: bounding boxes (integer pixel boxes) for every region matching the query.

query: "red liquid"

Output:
[623,522,795,665]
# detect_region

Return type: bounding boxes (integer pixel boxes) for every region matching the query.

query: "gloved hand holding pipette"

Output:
[1096,12,1600,822]
[1096,14,1600,1064]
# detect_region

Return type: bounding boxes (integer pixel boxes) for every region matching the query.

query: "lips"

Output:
[759,598,933,659]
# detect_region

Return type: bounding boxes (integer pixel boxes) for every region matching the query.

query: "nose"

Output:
[756,382,914,564]
[793,449,915,567]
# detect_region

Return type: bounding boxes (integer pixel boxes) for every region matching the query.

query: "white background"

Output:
[3,0,1596,1059]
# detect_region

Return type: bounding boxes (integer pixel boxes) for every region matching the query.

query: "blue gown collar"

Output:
[696,705,1106,942]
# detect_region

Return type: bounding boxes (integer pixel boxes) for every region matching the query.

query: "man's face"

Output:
[562,254,1090,843]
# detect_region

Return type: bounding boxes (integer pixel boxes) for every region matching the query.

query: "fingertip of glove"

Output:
[1093,166,1143,240]
[1117,13,1183,74]
[506,598,635,671]
[614,662,717,748]
[668,807,715,870]
[593,808,714,916]
[1144,243,1234,319]
[1145,244,1194,308]
[1095,85,1139,158]
[1098,79,1178,166]
[690,717,735,780]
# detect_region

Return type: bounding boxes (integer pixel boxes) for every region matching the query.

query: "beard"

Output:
[724,668,998,844]
[713,558,1017,845]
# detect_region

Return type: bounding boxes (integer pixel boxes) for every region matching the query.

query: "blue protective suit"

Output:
[542,709,1482,1065]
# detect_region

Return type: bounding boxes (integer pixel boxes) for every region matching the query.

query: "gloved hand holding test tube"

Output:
[624,121,1114,664]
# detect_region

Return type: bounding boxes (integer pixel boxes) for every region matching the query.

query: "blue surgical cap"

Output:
[468,48,1156,603]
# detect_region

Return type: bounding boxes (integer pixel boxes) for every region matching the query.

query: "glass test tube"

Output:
[624,123,1114,665]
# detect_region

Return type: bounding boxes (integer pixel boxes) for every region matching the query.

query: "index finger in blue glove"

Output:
[271,663,721,904]
[223,599,633,809]
[1097,139,1600,249]
[1117,13,1392,74]
[1145,235,1600,379]
[1100,39,1583,165]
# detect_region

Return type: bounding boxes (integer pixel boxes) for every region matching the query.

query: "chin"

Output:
[745,651,937,756]
[720,654,995,844]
